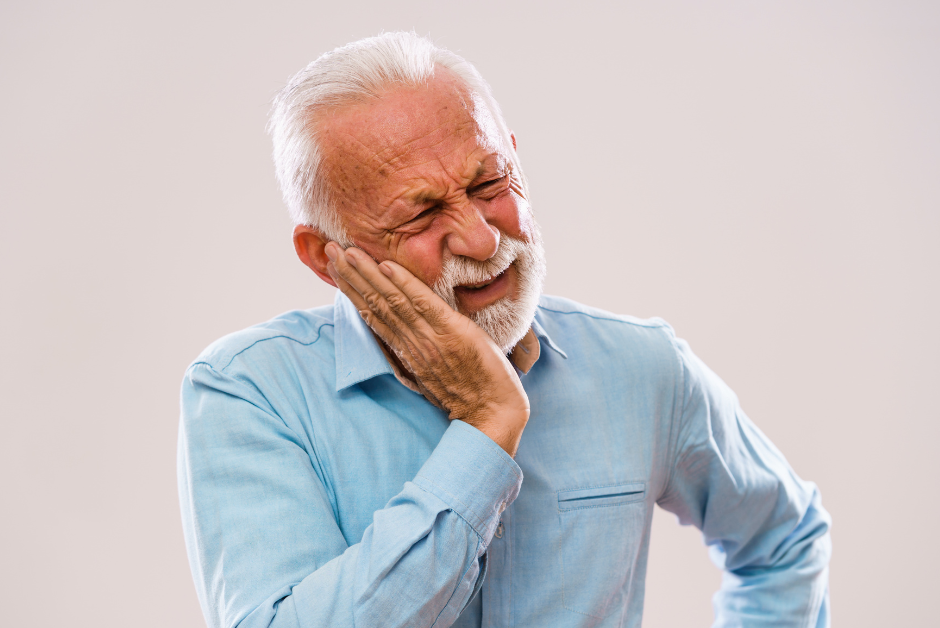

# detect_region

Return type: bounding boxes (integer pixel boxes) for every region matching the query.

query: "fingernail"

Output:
[326,262,338,280]
[324,243,337,262]
[345,250,358,268]
[379,262,393,277]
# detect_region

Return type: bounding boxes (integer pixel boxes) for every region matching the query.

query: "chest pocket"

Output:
[557,482,648,620]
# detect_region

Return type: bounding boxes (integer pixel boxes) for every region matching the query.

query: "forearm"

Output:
[241,487,486,628]
[658,333,832,628]
[711,489,831,628]
[181,398,520,628]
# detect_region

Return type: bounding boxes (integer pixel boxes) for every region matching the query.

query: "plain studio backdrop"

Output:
[1,1,937,626]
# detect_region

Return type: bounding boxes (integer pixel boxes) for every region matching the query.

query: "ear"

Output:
[293,224,338,288]
[510,132,517,151]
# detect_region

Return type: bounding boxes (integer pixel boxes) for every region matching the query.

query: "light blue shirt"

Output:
[178,292,831,628]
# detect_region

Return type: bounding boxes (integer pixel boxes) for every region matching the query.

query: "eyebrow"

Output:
[407,158,502,205]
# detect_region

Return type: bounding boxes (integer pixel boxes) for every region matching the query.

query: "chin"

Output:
[470,295,537,353]
[471,265,545,353]
[433,226,547,353]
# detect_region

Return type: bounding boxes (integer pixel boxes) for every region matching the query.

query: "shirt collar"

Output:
[333,291,567,393]
[333,290,395,392]
[531,316,568,360]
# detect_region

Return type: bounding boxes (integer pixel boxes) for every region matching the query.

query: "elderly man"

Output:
[178,32,831,628]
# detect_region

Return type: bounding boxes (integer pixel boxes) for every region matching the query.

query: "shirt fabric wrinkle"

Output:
[178,290,831,628]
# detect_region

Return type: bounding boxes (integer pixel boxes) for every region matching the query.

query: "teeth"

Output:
[465,278,494,289]
[462,272,502,289]
[458,267,509,290]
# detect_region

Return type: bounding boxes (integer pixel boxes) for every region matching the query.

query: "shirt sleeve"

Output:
[656,335,832,628]
[177,362,522,628]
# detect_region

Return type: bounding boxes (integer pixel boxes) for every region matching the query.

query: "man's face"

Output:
[317,72,545,350]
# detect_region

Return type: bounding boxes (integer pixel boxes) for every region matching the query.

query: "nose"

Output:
[445,204,500,261]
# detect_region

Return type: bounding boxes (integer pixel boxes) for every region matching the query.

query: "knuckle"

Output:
[364,292,383,312]
[387,293,408,311]
[411,295,432,314]
[412,295,441,320]
[366,295,394,323]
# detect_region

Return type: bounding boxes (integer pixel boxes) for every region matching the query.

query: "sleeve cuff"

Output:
[412,420,523,543]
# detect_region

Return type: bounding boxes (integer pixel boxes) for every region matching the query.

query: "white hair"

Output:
[268,31,528,243]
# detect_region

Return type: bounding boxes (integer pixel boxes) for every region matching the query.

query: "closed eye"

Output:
[400,205,439,227]
[469,175,509,197]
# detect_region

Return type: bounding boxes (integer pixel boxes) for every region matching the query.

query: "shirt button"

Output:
[494,521,504,539]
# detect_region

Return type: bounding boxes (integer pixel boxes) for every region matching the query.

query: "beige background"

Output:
[1,1,937,626]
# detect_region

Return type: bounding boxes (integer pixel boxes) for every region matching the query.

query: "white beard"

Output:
[431,224,547,353]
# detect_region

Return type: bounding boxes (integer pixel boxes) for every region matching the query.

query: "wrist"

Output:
[471,408,529,457]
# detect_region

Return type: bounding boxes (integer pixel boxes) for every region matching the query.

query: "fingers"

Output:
[330,247,422,339]
[330,248,400,319]
[328,243,452,334]
[325,243,493,397]
[327,260,399,346]
[374,259,454,329]
[326,244,447,377]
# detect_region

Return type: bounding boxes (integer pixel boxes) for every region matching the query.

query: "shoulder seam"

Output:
[537,304,669,329]
[191,321,334,373]
[182,358,312,465]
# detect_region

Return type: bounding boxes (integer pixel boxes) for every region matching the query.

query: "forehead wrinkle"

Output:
[320,130,386,197]
[376,126,480,195]
[345,134,389,172]
[400,147,494,206]
[368,117,455,170]
[324,105,462,177]
[320,74,513,233]
[369,114,477,178]
[331,80,484,169]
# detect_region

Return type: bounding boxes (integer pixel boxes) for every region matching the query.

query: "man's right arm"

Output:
[178,362,521,628]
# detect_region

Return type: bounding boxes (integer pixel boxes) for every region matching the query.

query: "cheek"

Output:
[487,192,531,241]
[394,235,447,287]
[351,229,446,288]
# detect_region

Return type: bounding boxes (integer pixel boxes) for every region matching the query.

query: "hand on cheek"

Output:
[324,241,530,456]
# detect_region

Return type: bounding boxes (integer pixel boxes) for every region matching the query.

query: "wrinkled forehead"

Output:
[317,72,509,180]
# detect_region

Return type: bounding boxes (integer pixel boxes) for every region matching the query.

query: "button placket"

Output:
[482,505,512,627]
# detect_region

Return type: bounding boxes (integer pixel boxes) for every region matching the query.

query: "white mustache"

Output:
[427,224,546,352]
[432,235,527,302]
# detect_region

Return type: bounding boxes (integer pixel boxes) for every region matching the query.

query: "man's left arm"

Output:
[656,333,832,627]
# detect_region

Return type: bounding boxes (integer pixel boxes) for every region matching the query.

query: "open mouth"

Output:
[458,269,506,290]
[452,266,512,308]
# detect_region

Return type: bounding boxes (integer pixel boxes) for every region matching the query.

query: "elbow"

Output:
[733,485,832,579]
[778,486,831,572]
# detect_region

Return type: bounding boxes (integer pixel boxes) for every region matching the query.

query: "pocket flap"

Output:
[557,482,646,511]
